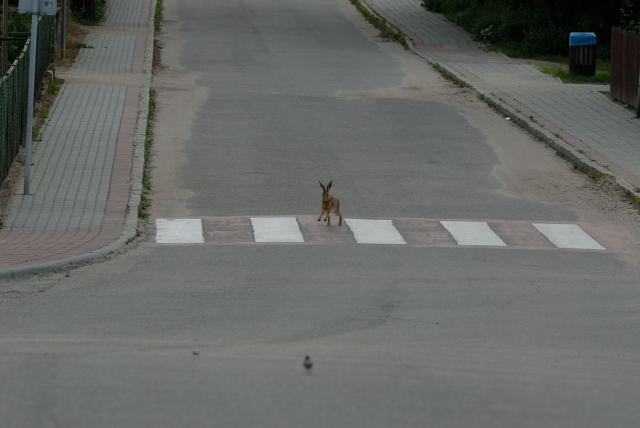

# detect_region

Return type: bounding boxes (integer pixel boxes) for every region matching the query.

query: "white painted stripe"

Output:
[533,223,605,250]
[345,219,406,244]
[441,221,507,246]
[156,218,205,244]
[250,217,304,243]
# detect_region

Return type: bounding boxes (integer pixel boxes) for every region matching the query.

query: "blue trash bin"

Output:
[569,32,596,76]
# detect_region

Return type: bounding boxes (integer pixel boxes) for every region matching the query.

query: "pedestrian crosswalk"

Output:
[152,216,615,252]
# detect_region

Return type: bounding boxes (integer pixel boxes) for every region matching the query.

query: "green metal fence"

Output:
[0,15,55,183]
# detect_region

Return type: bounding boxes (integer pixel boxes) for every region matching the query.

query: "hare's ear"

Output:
[319,181,325,191]
[327,181,333,190]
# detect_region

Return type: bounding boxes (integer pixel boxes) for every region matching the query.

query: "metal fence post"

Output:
[24,10,38,195]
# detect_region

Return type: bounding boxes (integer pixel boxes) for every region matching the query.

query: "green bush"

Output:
[422,0,637,59]
[621,0,640,33]
[73,0,107,25]
[7,9,32,63]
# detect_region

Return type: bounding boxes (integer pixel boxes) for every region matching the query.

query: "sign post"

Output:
[18,0,56,195]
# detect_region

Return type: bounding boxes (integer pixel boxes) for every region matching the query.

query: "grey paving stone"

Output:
[106,0,146,27]
[5,83,126,231]
[74,33,136,74]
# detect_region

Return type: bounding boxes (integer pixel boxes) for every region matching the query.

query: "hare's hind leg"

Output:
[336,203,343,226]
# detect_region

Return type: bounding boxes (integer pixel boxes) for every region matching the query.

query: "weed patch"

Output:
[155,0,164,30]
[139,87,157,220]
[538,65,609,84]
[138,0,165,221]
[350,0,408,47]
[432,64,472,89]
[33,77,64,141]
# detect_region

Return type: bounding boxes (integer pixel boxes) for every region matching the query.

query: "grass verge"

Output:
[432,63,472,88]
[155,0,164,29]
[139,87,156,220]
[139,0,164,221]
[538,65,609,84]
[350,0,408,47]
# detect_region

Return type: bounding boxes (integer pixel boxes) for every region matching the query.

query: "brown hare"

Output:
[318,180,343,226]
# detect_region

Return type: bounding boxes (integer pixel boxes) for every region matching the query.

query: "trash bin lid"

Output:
[569,32,596,46]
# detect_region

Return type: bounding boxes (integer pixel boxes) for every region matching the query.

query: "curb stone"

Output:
[0,0,157,280]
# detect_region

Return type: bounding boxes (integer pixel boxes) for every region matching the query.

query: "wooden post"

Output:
[61,0,68,60]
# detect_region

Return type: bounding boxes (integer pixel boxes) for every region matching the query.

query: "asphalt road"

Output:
[1,0,640,427]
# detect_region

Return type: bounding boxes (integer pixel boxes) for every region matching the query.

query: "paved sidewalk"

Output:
[0,0,153,276]
[364,0,640,194]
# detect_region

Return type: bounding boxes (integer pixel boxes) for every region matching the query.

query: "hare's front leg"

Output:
[318,207,327,222]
